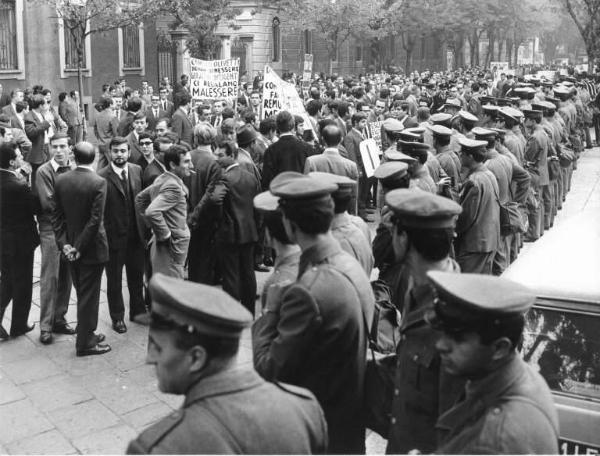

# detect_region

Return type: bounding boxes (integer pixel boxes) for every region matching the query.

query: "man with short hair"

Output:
[93,97,119,169]
[145,95,167,131]
[135,145,192,279]
[342,112,371,220]
[98,137,146,333]
[126,112,148,163]
[25,94,54,188]
[53,142,111,356]
[1,89,24,128]
[59,91,84,144]
[35,134,75,344]
[134,132,155,171]
[428,272,559,454]
[117,97,143,137]
[210,100,224,128]
[0,142,38,340]
[126,274,327,454]
[158,87,174,117]
[171,93,194,146]
[253,172,374,454]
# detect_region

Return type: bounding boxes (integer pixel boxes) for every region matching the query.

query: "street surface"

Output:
[0,147,599,454]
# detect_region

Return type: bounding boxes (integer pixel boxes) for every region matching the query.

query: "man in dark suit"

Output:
[171,93,194,146]
[1,89,24,128]
[237,82,252,108]
[144,95,167,132]
[98,137,147,333]
[209,150,261,314]
[343,112,372,221]
[58,91,83,145]
[210,100,224,128]
[117,97,143,137]
[126,112,148,164]
[157,87,174,118]
[0,142,38,340]
[53,142,111,356]
[24,94,53,189]
[261,110,311,189]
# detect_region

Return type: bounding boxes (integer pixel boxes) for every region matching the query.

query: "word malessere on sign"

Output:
[189,58,240,100]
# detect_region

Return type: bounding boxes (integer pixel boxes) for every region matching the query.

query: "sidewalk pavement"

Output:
[1,147,598,454]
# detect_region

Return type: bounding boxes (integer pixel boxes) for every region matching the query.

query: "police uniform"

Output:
[455,139,501,274]
[252,173,375,454]
[430,125,462,196]
[383,190,465,454]
[127,274,327,454]
[426,272,560,454]
[398,140,438,194]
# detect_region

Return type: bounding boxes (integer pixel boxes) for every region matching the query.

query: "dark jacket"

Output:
[186,147,221,229]
[52,167,109,265]
[171,107,194,146]
[126,368,328,454]
[0,169,39,254]
[210,163,260,245]
[144,107,168,132]
[261,134,311,189]
[97,163,143,250]
[253,237,375,454]
[24,110,51,164]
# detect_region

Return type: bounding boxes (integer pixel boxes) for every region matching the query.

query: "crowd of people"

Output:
[0,65,596,454]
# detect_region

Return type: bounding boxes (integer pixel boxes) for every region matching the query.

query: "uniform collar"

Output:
[274,248,301,271]
[331,212,351,230]
[184,367,263,407]
[298,235,343,277]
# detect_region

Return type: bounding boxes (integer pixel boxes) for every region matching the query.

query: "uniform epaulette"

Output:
[299,264,324,290]
[135,409,184,452]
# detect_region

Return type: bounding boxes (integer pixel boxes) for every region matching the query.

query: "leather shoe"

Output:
[53,323,76,335]
[40,331,53,345]
[76,343,112,357]
[0,325,8,340]
[10,323,35,338]
[263,256,274,267]
[112,320,127,334]
[254,264,270,272]
[131,313,151,326]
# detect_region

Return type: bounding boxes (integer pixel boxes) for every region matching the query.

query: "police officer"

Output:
[127,273,327,454]
[430,124,461,197]
[252,172,375,454]
[426,272,559,454]
[383,189,465,454]
[398,140,438,193]
[455,138,501,274]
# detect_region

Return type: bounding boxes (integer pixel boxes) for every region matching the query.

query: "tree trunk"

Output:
[455,31,465,68]
[486,28,494,68]
[497,38,504,61]
[74,29,86,141]
[506,40,512,67]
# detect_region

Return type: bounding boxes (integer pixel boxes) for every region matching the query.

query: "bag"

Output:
[501,201,527,235]
[364,353,396,438]
[558,145,575,168]
[369,279,401,354]
[548,157,561,180]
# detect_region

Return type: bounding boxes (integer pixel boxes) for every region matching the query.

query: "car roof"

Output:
[503,211,600,304]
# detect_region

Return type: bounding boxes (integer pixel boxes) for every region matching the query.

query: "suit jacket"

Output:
[342,128,365,174]
[59,99,82,126]
[158,99,174,117]
[142,159,165,189]
[0,169,39,254]
[52,167,109,264]
[117,111,135,137]
[135,171,190,244]
[97,164,143,251]
[304,148,359,180]
[144,107,168,131]
[127,131,144,164]
[24,110,51,165]
[186,147,221,228]
[261,135,311,189]
[1,103,22,129]
[210,163,260,245]
[171,107,194,146]
[92,110,118,147]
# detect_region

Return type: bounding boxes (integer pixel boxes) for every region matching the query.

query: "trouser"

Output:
[0,245,34,334]
[218,242,256,315]
[527,185,543,240]
[188,227,219,285]
[493,235,511,276]
[543,183,555,229]
[358,175,370,217]
[456,251,495,274]
[585,125,593,148]
[29,162,41,191]
[556,169,563,210]
[105,240,145,322]
[97,144,110,170]
[68,124,83,145]
[254,213,267,266]
[594,114,600,144]
[151,237,189,279]
[70,262,103,350]
[39,229,72,331]
[510,233,520,263]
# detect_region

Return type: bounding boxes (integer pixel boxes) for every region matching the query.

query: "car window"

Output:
[522,306,600,401]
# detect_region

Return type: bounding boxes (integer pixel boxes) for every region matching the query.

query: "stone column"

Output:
[221,36,232,59]
[170,28,190,77]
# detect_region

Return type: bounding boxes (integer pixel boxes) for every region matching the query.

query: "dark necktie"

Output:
[120,169,129,196]
[57,166,70,175]
[162,101,166,111]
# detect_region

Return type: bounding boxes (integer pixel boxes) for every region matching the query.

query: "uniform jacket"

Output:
[524,125,550,186]
[304,147,359,180]
[135,171,190,245]
[253,237,375,454]
[485,149,513,205]
[504,129,525,165]
[426,151,447,185]
[52,167,109,265]
[331,212,374,275]
[436,146,462,193]
[209,163,260,245]
[260,249,300,311]
[409,165,438,194]
[342,128,365,174]
[24,110,51,165]
[261,134,311,189]
[386,253,464,454]
[126,368,328,455]
[171,107,194,146]
[97,163,143,250]
[435,355,559,454]
[0,169,39,254]
[456,164,500,254]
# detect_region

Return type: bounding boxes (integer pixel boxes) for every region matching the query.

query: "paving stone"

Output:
[103,340,148,372]
[1,355,62,385]
[0,377,25,405]
[6,430,77,455]
[121,400,173,431]
[51,399,121,440]
[21,374,94,412]
[72,424,137,454]
[44,339,112,377]
[0,336,39,364]
[93,377,158,415]
[0,399,54,444]
[122,364,158,394]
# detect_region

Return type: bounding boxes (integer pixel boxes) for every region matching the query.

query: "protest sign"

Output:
[189,58,240,100]
[262,65,314,132]
[366,121,383,153]
[302,54,313,97]
[359,139,381,178]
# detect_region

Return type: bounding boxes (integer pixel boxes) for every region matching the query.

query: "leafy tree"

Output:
[35,0,165,138]
[562,0,600,69]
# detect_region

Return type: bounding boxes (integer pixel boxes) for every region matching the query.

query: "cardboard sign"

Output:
[366,121,383,152]
[359,139,381,178]
[189,58,240,100]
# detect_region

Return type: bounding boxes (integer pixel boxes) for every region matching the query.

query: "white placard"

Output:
[359,139,381,178]
[189,58,240,100]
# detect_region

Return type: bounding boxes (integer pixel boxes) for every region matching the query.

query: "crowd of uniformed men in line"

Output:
[0,67,594,454]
